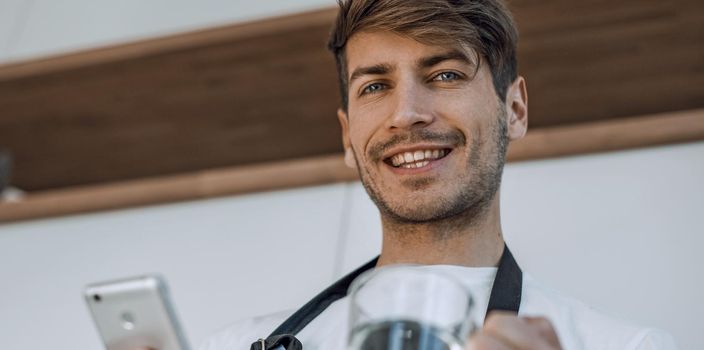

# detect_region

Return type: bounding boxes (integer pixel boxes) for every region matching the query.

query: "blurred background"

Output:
[0,0,703,349]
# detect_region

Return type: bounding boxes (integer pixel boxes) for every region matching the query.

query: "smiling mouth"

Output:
[384,148,452,169]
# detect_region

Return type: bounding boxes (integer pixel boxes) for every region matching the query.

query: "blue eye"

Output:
[433,71,461,81]
[361,82,385,95]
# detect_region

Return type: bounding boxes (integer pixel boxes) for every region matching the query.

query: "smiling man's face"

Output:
[338,31,519,224]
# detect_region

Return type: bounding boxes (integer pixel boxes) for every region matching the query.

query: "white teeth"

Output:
[404,152,414,163]
[413,150,425,161]
[389,148,449,168]
[401,160,430,169]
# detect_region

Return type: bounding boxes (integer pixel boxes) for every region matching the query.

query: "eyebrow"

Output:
[418,49,474,69]
[349,63,394,85]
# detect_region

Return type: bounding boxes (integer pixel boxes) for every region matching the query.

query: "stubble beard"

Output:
[353,105,509,230]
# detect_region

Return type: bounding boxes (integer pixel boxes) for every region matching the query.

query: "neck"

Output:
[376,197,504,268]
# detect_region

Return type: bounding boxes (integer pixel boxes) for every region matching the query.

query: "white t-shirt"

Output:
[199,265,678,350]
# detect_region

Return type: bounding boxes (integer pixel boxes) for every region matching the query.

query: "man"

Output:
[200,0,677,349]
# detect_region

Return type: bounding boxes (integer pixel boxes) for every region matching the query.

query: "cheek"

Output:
[352,94,396,122]
[348,112,388,151]
[440,91,497,136]
[347,120,373,157]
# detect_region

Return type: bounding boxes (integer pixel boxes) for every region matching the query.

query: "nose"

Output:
[387,82,434,130]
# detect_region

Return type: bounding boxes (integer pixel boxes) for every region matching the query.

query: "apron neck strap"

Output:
[255,243,522,349]
[486,244,522,315]
[269,256,379,336]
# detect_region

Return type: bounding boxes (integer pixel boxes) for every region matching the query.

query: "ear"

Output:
[504,76,528,142]
[337,108,357,169]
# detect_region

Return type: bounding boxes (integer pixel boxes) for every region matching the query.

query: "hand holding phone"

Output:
[84,275,191,350]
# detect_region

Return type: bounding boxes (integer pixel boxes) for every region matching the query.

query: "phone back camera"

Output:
[93,294,101,302]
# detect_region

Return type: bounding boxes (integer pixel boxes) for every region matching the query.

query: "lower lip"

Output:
[385,152,452,175]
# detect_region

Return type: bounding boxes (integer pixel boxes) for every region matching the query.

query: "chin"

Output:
[383,197,463,223]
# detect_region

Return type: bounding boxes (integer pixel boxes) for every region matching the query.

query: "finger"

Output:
[468,333,513,350]
[523,316,561,347]
[484,311,530,348]
[484,311,560,349]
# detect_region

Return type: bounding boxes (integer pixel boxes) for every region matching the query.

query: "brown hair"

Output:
[327,0,519,110]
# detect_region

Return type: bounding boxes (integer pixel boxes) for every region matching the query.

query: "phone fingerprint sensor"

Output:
[121,312,135,330]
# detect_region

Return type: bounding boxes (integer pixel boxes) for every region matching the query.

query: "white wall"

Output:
[0,184,348,349]
[0,0,28,58]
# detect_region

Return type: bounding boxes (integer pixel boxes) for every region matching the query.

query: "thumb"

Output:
[466,332,512,350]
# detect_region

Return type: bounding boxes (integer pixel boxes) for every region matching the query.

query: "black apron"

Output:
[251,244,522,350]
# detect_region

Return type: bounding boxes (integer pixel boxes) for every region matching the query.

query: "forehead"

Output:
[345,31,469,77]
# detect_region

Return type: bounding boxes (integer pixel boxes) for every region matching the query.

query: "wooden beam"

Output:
[2,109,702,223]
[508,108,704,160]
[0,8,343,191]
[0,154,356,223]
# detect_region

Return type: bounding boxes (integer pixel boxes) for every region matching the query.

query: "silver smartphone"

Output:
[84,275,191,350]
